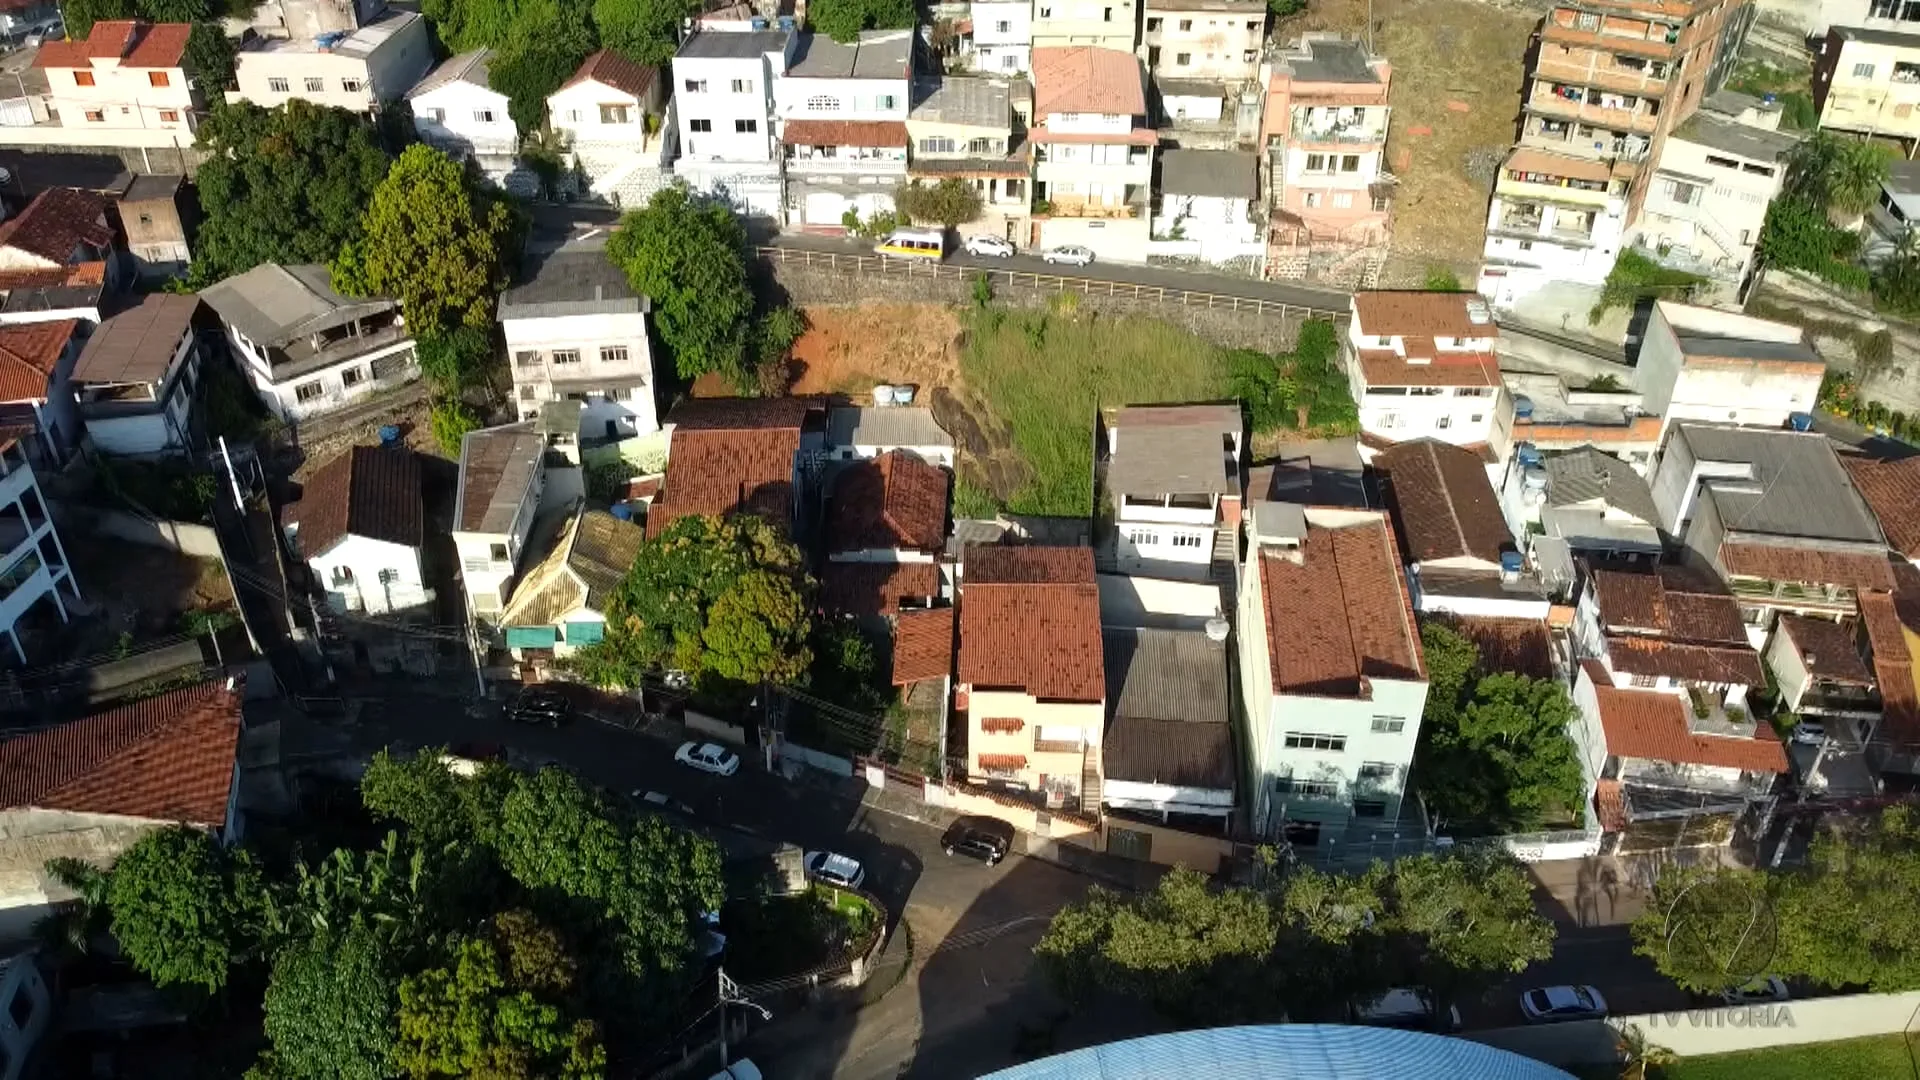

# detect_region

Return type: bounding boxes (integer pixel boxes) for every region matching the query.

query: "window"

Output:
[137,213,152,225]
[1855,62,1877,79]
[1176,52,1191,65]
[159,109,178,122]
[1353,799,1387,818]
[608,386,634,401]
[1470,413,1484,423]
[1358,762,1396,782]
[1179,17,1193,28]
[306,77,325,92]
[1127,529,1158,546]
[735,118,757,133]
[341,78,364,93]
[684,79,708,92]
[600,104,631,124]
[876,93,898,109]
[1370,716,1405,734]
[995,19,1011,30]
[1283,732,1347,752]
[74,71,95,87]
[1305,152,1327,172]
[968,136,997,154]
[551,349,580,365]
[1146,16,1162,29]
[149,71,170,87]
[1171,533,1204,548]
[1435,416,1452,429]
[806,94,840,111]
[268,77,290,93]
[1006,178,1024,198]
[731,78,753,93]
[1332,192,1353,208]
[514,350,540,368]
[1303,191,1321,208]
[1340,154,1360,172]
[921,136,956,153]
[341,366,365,387]
[474,109,495,123]
[1630,673,1658,688]
[1376,411,1398,428]
[519,384,536,400]
[1372,193,1391,211]
[689,118,712,132]
[565,109,580,122]
[330,565,354,587]
[599,345,629,364]
[295,381,324,403]
[1275,778,1339,799]
[489,542,510,563]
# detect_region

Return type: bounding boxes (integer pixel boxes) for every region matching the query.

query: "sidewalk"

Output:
[1527,847,1743,928]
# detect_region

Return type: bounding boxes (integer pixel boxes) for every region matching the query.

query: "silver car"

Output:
[1042,244,1094,266]
[964,234,1016,258]
[1519,984,1608,1023]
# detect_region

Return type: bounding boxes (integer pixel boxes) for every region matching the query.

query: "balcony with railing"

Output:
[1728,577,1856,610]
[1289,105,1388,146]
[271,314,411,381]
[1033,735,1088,755]
[1527,82,1660,134]
[1040,185,1148,219]
[1796,681,1881,719]
[1534,52,1671,97]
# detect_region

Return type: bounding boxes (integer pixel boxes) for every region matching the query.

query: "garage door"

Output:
[805,192,848,226]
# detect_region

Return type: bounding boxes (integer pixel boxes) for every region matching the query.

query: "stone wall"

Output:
[0,141,209,178]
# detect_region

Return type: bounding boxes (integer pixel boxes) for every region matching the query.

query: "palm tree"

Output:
[1789,132,1891,227]
[1615,1023,1677,1080]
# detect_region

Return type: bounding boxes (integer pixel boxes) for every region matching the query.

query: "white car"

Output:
[803,850,866,890]
[1042,245,1094,266]
[1519,985,1608,1023]
[675,741,740,776]
[1720,976,1790,1005]
[632,789,696,815]
[1790,721,1827,746]
[964,234,1016,258]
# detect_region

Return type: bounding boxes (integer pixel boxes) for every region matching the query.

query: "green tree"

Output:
[1787,131,1891,223]
[106,825,260,993]
[417,326,496,396]
[360,746,513,853]
[61,0,136,39]
[606,186,755,383]
[1422,267,1463,291]
[1631,866,1779,995]
[751,306,808,393]
[809,619,883,712]
[34,857,112,958]
[569,513,814,692]
[1774,806,1920,991]
[1225,349,1293,435]
[429,400,485,455]
[263,929,400,1080]
[487,3,595,134]
[1386,848,1556,1016]
[893,179,985,228]
[189,101,393,285]
[1267,0,1305,14]
[1283,319,1356,431]
[591,0,696,65]
[335,144,518,336]
[807,0,914,41]
[140,0,211,18]
[184,23,238,94]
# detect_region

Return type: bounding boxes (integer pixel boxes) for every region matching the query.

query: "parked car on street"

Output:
[508,687,571,727]
[675,741,740,776]
[941,817,1014,865]
[964,234,1016,258]
[632,789,696,816]
[1720,976,1790,1005]
[1790,720,1827,746]
[1350,988,1462,1031]
[1042,244,1094,266]
[803,850,866,890]
[1519,985,1608,1023]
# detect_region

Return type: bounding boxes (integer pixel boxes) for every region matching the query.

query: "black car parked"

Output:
[941,816,1015,865]
[508,687,572,728]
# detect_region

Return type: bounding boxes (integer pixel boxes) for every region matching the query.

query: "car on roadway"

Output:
[803,850,867,890]
[1790,720,1827,747]
[508,687,572,727]
[705,1061,761,1080]
[1519,984,1608,1023]
[1720,976,1790,1005]
[941,816,1015,865]
[1042,244,1094,266]
[632,789,696,816]
[675,741,741,776]
[964,234,1017,258]
[1349,988,1462,1032]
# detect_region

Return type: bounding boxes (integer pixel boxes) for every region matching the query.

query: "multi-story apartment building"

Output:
[453,423,547,625]
[1479,0,1753,306]
[0,435,79,665]
[905,75,1032,245]
[1258,35,1393,286]
[1107,404,1242,581]
[500,238,659,441]
[548,50,674,206]
[1030,46,1155,260]
[69,293,203,457]
[1235,501,1428,839]
[230,9,432,113]
[1140,0,1265,84]
[774,30,914,230]
[34,20,200,134]
[672,28,793,217]
[1031,0,1139,52]
[1813,25,1920,145]
[407,50,524,192]
[116,173,194,278]
[970,0,1033,73]
[1344,291,1511,463]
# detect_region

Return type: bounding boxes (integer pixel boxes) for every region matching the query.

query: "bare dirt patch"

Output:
[788,303,966,398]
[63,540,235,652]
[291,391,443,483]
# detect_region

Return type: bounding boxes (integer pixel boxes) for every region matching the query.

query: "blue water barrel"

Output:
[610,503,634,521]
[377,425,402,447]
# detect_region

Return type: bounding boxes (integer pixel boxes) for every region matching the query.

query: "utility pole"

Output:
[715,967,770,1072]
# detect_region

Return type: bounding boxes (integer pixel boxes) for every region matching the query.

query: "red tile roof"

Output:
[820,560,940,616]
[1719,540,1897,591]
[1776,614,1874,685]
[35,20,192,69]
[1590,563,1749,643]
[0,319,75,403]
[0,679,244,826]
[1372,439,1512,564]
[0,188,112,266]
[1259,514,1424,696]
[648,398,823,537]
[1351,291,1492,338]
[1587,668,1788,774]
[828,451,948,555]
[284,445,424,557]
[1842,454,1920,560]
[892,606,954,685]
[1031,46,1146,117]
[0,262,107,291]
[561,49,657,99]
[958,545,1103,701]
[780,119,909,147]
[1354,347,1501,389]
[1593,777,1627,832]
[1860,588,1920,747]
[1447,615,1555,679]
[1606,636,1766,686]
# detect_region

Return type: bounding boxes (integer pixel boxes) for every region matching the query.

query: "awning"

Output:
[505,626,559,648]
[564,620,605,645]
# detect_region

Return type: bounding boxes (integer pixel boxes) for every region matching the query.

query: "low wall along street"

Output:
[55,503,223,559]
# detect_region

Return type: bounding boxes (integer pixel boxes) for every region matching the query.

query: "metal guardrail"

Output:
[754,244,1348,321]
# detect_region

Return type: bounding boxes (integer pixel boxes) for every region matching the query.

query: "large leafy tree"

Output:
[263,928,400,1080]
[570,513,814,692]
[1413,623,1586,834]
[1786,131,1891,224]
[1773,806,1920,991]
[184,23,238,94]
[1631,866,1779,995]
[416,326,497,397]
[605,186,755,383]
[334,144,518,336]
[61,0,135,39]
[807,0,914,42]
[592,0,696,66]
[105,825,262,993]
[487,1,595,134]
[893,179,983,228]
[190,100,393,285]
[1386,847,1556,1017]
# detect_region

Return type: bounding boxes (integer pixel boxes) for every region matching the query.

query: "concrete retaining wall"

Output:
[55,503,222,558]
[686,709,748,747]
[780,740,854,778]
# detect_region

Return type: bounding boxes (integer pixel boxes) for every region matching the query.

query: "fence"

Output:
[754,245,1346,322]
[686,709,749,747]
[53,502,222,559]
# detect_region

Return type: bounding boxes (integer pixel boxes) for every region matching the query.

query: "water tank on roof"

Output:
[610,503,634,521]
[377,425,402,448]
[892,385,916,405]
[1789,412,1814,432]
[872,384,896,407]
[1515,442,1543,468]
[1205,617,1229,643]
[1513,395,1534,420]
[750,16,768,28]
[1500,550,1525,576]
[777,15,796,30]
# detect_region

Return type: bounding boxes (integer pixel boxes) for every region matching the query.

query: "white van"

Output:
[1350,988,1461,1031]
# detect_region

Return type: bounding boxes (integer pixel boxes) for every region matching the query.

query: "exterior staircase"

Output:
[1080,744,1103,815]
[1208,524,1237,584]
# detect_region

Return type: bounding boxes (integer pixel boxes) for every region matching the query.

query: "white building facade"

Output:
[775,30,914,230]
[500,246,660,440]
[0,439,78,665]
[548,49,674,206]
[34,20,200,134]
[408,50,522,190]
[1140,0,1266,84]
[970,0,1032,73]
[1031,46,1155,261]
[230,9,432,113]
[1345,291,1511,457]
[672,28,792,217]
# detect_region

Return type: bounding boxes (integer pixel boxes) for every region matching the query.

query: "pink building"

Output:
[1258,35,1392,285]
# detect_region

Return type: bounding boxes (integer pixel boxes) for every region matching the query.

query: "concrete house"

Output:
[1523,446,1665,595]
[0,189,119,294]
[0,679,242,943]
[1572,562,1767,719]
[820,449,948,620]
[1344,291,1509,460]
[498,506,643,672]
[548,49,673,206]
[968,0,1032,74]
[407,50,523,192]
[1634,301,1823,441]
[1767,613,1882,726]
[34,20,200,134]
[1140,0,1266,84]
[775,30,915,231]
[283,445,428,615]
[1031,0,1137,52]
[672,28,793,217]
[1152,148,1262,266]
[200,262,417,424]
[500,237,659,441]
[0,435,76,665]
[958,544,1107,810]
[647,396,826,537]
[1100,624,1236,826]
[905,76,1033,246]
[453,423,546,624]
[68,293,203,457]
[1258,36,1393,286]
[1030,46,1155,261]
[1813,24,1920,147]
[0,319,79,467]
[231,9,432,113]
[1234,501,1427,841]
[822,405,956,468]
[1106,403,1242,582]
[1373,438,1548,619]
[115,174,193,278]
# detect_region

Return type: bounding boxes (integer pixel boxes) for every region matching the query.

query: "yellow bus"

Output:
[872,228,945,260]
